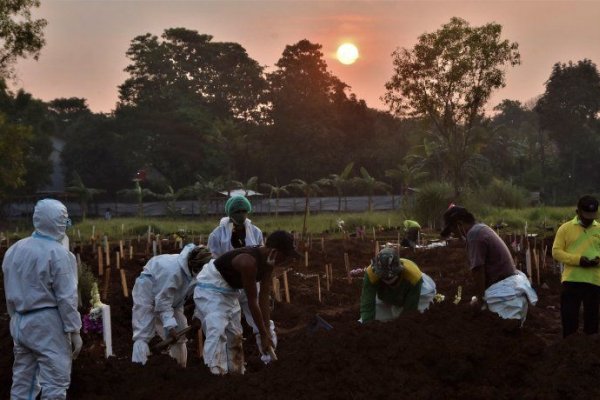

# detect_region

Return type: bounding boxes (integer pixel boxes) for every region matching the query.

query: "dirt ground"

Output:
[2,231,600,400]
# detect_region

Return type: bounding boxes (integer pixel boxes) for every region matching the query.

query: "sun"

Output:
[336,43,359,65]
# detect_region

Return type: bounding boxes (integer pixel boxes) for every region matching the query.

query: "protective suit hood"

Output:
[33,199,70,242]
[177,243,196,277]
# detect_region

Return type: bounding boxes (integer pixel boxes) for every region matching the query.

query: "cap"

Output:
[440,205,471,237]
[577,195,599,220]
[265,230,302,260]
[372,247,403,280]
[225,195,252,216]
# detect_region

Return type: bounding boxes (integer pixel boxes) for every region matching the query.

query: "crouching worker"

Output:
[131,244,212,367]
[194,230,301,375]
[359,247,437,323]
[441,205,538,325]
[2,199,82,400]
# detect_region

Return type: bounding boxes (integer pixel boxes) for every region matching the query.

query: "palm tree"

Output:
[288,178,322,239]
[385,160,429,211]
[354,167,391,212]
[317,162,354,212]
[180,175,225,216]
[65,172,104,221]
[260,180,289,218]
[117,179,156,217]
[233,176,258,196]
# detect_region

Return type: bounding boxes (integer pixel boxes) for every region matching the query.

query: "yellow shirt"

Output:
[552,217,600,286]
[366,257,423,285]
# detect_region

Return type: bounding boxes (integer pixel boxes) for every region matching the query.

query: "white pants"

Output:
[238,286,277,349]
[131,275,188,366]
[375,273,437,322]
[10,308,72,400]
[194,262,245,374]
[484,270,538,324]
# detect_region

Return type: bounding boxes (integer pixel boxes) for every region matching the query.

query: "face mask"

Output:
[230,212,247,226]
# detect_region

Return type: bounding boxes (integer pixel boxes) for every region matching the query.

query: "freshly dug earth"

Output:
[2,233,600,399]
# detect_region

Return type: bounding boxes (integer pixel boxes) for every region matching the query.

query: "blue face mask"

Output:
[66,218,72,229]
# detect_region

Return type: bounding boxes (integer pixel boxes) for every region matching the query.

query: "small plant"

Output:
[78,262,97,310]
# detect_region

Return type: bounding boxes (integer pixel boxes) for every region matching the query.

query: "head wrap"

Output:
[372,247,403,280]
[225,195,252,217]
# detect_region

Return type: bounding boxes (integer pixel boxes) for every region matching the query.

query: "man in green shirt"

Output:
[359,247,436,323]
[552,195,600,337]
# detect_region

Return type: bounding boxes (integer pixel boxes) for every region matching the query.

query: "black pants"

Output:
[560,281,600,338]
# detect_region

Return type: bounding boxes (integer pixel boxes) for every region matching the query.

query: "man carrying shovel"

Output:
[193,230,301,375]
[131,244,212,367]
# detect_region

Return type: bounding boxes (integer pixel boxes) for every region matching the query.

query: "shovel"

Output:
[152,326,193,352]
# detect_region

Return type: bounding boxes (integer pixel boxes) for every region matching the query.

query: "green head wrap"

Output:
[225,195,252,217]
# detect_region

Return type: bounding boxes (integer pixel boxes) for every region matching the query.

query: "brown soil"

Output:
[2,233,600,399]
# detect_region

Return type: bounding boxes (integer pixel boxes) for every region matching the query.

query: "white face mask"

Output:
[266,249,277,266]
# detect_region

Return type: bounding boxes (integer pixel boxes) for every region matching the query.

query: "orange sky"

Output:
[12,0,600,115]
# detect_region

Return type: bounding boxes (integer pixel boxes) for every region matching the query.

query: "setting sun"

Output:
[336,43,359,65]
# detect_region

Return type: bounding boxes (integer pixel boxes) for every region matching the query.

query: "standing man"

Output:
[194,230,301,375]
[2,199,82,400]
[207,195,276,354]
[131,244,212,367]
[552,195,600,337]
[441,205,537,325]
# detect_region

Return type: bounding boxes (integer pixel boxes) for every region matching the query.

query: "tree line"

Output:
[1,4,600,209]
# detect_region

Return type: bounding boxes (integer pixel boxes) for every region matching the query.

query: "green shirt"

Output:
[403,220,421,231]
[360,258,423,322]
[552,217,600,286]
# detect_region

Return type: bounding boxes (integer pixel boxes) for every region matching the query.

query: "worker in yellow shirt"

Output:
[552,195,600,338]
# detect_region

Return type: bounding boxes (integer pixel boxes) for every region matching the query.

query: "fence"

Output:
[2,195,404,219]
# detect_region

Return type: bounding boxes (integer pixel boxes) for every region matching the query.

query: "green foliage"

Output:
[0,112,32,198]
[78,262,97,310]
[411,181,454,230]
[472,179,529,208]
[384,17,520,195]
[0,0,47,78]
[535,59,600,193]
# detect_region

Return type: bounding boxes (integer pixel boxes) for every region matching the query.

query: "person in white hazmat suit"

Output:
[131,244,212,367]
[207,195,277,359]
[2,199,82,400]
[194,230,301,375]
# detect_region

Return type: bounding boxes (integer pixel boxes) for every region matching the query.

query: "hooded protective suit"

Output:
[131,243,198,367]
[207,216,276,356]
[2,199,81,400]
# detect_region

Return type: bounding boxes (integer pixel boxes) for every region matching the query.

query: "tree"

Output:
[288,178,323,239]
[535,59,600,194]
[65,172,105,220]
[260,181,289,218]
[0,112,31,199]
[180,175,224,216]
[384,17,520,196]
[117,179,157,217]
[266,40,354,182]
[0,0,47,78]
[354,167,391,212]
[317,162,354,212]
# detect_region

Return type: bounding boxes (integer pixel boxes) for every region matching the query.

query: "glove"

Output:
[132,340,151,365]
[579,256,600,267]
[70,332,83,360]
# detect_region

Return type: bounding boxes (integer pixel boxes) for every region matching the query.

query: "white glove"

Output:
[70,332,83,359]
[169,342,188,368]
[132,340,151,365]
